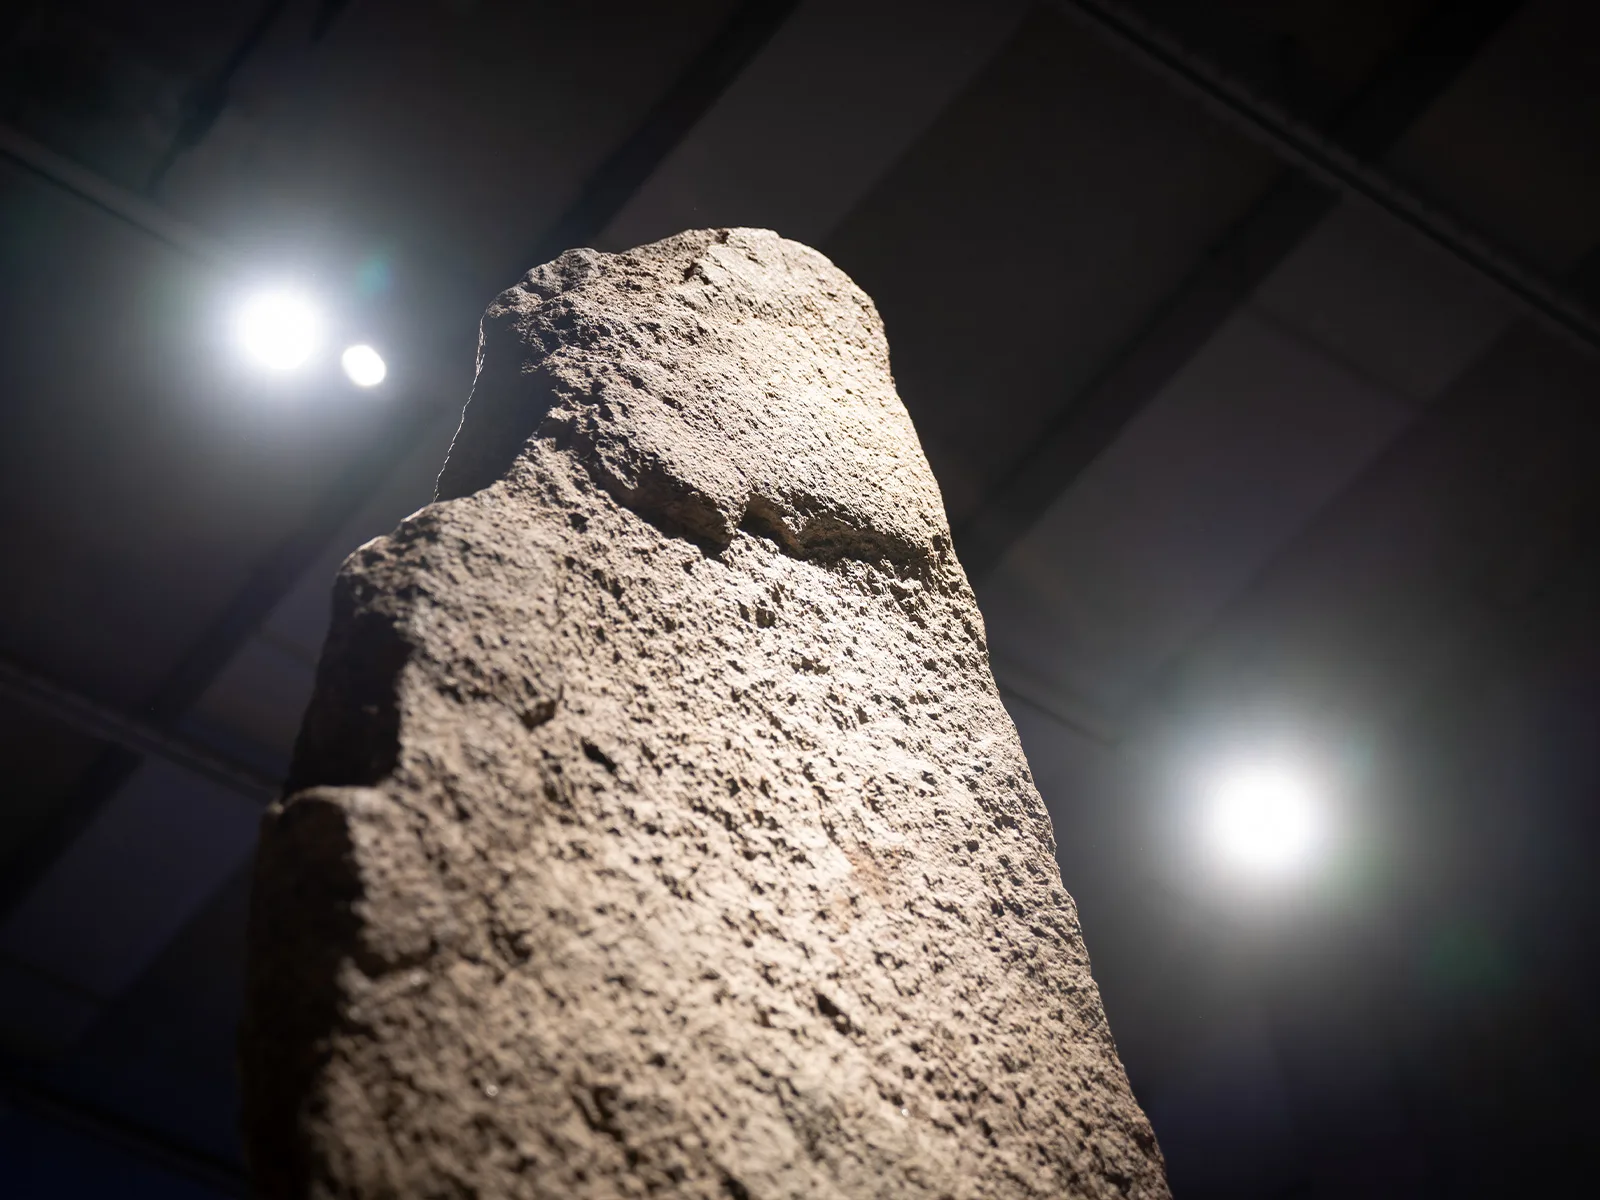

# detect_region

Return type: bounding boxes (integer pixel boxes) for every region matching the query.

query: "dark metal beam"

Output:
[0,655,279,802]
[956,0,1532,580]
[145,0,291,193]
[0,1071,249,1197]
[522,0,800,269]
[0,124,233,270]
[1058,0,1600,352]
[0,0,800,923]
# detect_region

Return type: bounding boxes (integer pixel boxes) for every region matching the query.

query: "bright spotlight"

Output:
[340,343,387,387]
[1204,762,1325,877]
[236,289,321,370]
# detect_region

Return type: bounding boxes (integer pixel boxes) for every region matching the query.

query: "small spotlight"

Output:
[236,289,321,370]
[1204,762,1325,877]
[340,343,387,387]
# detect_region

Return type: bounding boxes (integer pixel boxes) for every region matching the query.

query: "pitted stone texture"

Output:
[241,228,1167,1200]
[435,229,947,564]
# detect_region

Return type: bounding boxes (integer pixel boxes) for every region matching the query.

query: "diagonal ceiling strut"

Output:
[957,0,1541,580]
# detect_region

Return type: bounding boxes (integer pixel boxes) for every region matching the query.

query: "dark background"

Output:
[2,1,1598,1195]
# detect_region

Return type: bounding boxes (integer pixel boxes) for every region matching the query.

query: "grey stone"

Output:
[240,228,1167,1198]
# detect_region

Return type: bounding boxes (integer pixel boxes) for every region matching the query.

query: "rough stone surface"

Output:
[240,228,1168,1199]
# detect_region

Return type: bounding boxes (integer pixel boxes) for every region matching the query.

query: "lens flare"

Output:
[236,290,321,370]
[340,343,387,387]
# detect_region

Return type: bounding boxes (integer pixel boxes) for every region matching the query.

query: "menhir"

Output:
[240,228,1169,1200]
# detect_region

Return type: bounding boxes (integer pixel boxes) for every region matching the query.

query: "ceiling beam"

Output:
[1060,0,1600,353]
[956,0,1533,580]
[522,0,800,270]
[0,655,278,802]
[0,1071,249,1197]
[0,124,232,270]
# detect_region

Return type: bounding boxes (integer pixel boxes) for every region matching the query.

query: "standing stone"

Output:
[240,228,1167,1198]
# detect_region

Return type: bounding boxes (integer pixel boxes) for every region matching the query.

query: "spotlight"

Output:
[340,344,387,387]
[1204,761,1325,877]
[235,289,321,370]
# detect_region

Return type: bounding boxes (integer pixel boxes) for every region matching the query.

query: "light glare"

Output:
[341,343,387,387]
[1205,762,1324,877]
[236,289,321,370]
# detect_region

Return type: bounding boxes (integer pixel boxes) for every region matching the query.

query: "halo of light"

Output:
[1204,762,1325,877]
[235,289,321,370]
[340,343,387,387]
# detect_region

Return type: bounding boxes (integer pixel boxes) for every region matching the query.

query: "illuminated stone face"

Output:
[240,229,1168,1200]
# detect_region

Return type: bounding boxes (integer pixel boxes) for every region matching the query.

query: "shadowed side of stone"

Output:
[241,228,1168,1199]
